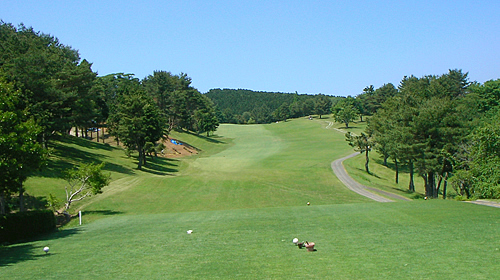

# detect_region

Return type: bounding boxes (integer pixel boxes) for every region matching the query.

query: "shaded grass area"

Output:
[2,201,499,279]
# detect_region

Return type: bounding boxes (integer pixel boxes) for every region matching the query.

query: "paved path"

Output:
[331,153,411,202]
[464,200,500,208]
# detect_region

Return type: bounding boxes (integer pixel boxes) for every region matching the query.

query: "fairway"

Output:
[190,124,284,173]
[74,119,370,217]
[4,118,500,279]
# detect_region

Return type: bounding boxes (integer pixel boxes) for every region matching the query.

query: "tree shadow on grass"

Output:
[354,167,381,179]
[339,125,360,130]
[139,157,179,176]
[0,227,82,267]
[54,134,116,152]
[33,137,113,179]
[179,129,226,144]
[102,162,135,175]
[81,210,124,216]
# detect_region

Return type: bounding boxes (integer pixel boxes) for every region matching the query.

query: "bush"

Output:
[0,210,56,244]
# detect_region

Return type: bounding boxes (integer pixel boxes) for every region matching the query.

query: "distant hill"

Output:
[205,88,341,124]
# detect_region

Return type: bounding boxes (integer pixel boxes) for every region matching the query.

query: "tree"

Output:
[345,132,373,173]
[332,104,359,128]
[450,112,500,199]
[367,70,473,197]
[109,86,166,170]
[274,102,290,121]
[0,22,96,147]
[314,94,332,119]
[63,163,110,212]
[193,96,219,136]
[0,78,47,214]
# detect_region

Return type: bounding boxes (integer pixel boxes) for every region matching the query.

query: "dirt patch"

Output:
[159,137,199,158]
[70,127,198,158]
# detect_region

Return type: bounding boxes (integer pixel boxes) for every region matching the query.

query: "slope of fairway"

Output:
[78,118,371,218]
[190,124,284,173]
[2,201,499,279]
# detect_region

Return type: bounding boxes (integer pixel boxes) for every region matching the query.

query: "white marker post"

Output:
[79,211,82,225]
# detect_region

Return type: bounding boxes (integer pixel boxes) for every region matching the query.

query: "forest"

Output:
[205,88,338,123]
[347,71,500,200]
[0,22,218,214]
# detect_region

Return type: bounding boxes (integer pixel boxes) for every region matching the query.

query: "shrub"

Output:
[0,210,56,244]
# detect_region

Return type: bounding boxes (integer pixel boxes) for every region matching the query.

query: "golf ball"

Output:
[43,246,49,253]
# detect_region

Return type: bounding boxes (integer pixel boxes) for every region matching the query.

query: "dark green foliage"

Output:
[0,78,47,214]
[356,83,398,115]
[366,70,482,198]
[142,71,218,135]
[205,89,334,123]
[450,111,500,199]
[0,210,56,244]
[313,94,332,119]
[332,97,359,127]
[108,85,166,169]
[0,22,96,146]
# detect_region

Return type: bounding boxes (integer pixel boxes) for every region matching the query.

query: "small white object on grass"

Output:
[43,246,49,254]
[293,238,299,244]
[187,230,193,234]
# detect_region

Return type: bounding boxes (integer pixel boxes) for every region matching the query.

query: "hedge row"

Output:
[0,210,56,244]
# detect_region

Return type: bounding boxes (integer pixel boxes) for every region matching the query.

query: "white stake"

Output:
[79,211,82,225]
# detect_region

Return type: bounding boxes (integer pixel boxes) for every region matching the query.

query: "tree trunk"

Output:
[19,184,25,212]
[365,150,370,174]
[0,192,6,215]
[422,174,429,197]
[431,172,437,198]
[442,172,449,199]
[142,148,147,166]
[383,155,388,166]
[137,148,144,170]
[436,175,443,196]
[75,127,79,137]
[394,158,399,184]
[408,160,415,192]
[425,172,437,198]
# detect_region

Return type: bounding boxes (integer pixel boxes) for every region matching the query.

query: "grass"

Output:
[3,116,499,279]
[2,201,499,279]
[64,118,370,223]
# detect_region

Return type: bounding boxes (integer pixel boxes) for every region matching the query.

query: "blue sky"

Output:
[2,0,499,96]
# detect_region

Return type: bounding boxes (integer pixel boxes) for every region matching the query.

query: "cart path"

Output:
[465,200,500,208]
[331,153,411,202]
